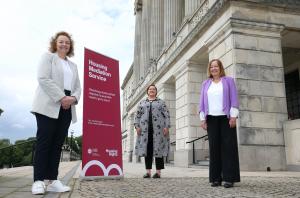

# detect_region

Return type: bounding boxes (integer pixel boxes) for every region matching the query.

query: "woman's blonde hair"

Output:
[207,59,226,78]
[49,31,74,57]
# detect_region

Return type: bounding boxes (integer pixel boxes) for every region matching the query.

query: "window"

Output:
[285,70,300,120]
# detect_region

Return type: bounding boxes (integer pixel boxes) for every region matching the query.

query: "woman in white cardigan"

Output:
[31,31,81,195]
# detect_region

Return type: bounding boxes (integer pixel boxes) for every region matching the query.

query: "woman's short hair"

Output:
[146,84,157,96]
[207,59,226,78]
[49,31,74,57]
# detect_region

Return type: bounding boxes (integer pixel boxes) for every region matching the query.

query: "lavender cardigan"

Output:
[199,76,239,119]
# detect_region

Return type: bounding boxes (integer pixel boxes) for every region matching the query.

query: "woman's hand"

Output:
[200,121,207,130]
[163,128,169,136]
[61,96,76,110]
[136,127,141,136]
[229,117,237,128]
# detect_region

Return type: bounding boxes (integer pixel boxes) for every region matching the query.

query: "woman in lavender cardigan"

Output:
[199,59,240,188]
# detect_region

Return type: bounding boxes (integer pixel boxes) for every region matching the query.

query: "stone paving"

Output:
[72,177,300,198]
[69,162,300,198]
[1,161,300,198]
[0,161,79,198]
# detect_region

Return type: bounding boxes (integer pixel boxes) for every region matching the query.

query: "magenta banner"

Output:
[81,48,123,178]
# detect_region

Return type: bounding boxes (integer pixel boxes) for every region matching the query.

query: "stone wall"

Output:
[284,119,300,171]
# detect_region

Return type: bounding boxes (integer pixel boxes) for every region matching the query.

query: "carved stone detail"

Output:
[134,0,142,14]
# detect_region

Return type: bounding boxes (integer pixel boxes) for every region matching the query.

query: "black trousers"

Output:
[206,115,240,183]
[145,125,164,170]
[33,92,71,181]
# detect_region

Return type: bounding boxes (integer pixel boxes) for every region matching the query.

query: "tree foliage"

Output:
[0,135,82,168]
[0,137,35,168]
[66,135,82,159]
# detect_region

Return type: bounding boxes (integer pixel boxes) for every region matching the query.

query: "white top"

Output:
[61,58,73,91]
[207,81,225,116]
[199,81,239,121]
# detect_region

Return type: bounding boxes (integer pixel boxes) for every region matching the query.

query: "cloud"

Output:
[0,0,134,143]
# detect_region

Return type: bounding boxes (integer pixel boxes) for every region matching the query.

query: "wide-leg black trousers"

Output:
[33,91,71,181]
[206,115,240,183]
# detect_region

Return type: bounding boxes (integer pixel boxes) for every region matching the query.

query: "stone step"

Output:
[197,160,209,166]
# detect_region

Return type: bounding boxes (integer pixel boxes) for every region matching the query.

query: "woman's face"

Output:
[209,61,221,78]
[56,35,71,56]
[147,86,157,97]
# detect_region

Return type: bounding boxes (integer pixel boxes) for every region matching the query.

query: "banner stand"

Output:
[81,48,123,179]
[79,175,124,181]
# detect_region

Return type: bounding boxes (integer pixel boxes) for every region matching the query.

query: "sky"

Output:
[0,0,135,143]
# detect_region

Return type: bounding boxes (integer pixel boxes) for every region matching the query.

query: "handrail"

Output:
[186,134,208,164]
[186,134,208,144]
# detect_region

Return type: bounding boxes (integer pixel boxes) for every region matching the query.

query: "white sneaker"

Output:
[32,181,46,195]
[46,180,71,192]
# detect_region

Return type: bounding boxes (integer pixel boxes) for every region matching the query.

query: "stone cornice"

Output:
[205,17,285,52]
[121,63,133,90]
[238,0,300,8]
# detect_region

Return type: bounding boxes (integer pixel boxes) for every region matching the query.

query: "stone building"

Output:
[121,0,300,171]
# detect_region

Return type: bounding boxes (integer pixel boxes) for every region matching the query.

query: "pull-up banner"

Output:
[81,48,123,178]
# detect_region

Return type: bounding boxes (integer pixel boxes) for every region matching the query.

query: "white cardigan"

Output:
[31,52,81,123]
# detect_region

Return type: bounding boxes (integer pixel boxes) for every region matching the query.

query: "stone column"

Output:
[133,0,142,84]
[157,83,176,162]
[174,61,208,167]
[122,115,128,161]
[164,0,184,47]
[127,114,135,162]
[150,0,164,66]
[207,18,287,171]
[140,0,151,78]
[184,0,202,19]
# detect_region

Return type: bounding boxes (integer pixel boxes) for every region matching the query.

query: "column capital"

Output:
[134,0,142,14]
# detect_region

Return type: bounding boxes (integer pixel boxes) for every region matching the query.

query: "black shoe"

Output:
[143,173,151,178]
[211,181,221,187]
[152,173,161,178]
[224,182,234,188]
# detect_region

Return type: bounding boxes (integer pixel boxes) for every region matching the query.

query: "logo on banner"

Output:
[87,148,100,157]
[81,160,123,177]
[106,149,118,157]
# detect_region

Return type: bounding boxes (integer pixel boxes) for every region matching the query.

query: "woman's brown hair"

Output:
[207,59,226,78]
[146,84,157,96]
[49,31,74,57]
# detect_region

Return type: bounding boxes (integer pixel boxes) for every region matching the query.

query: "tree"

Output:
[0,139,11,168]
[0,139,10,148]
[0,137,36,168]
[66,135,82,159]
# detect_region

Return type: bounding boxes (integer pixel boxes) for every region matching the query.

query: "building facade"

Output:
[121,0,300,171]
